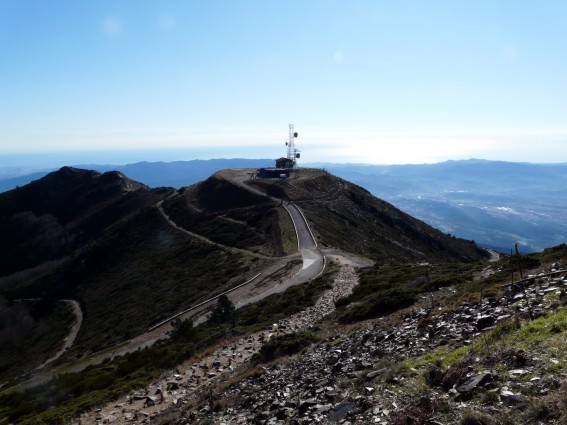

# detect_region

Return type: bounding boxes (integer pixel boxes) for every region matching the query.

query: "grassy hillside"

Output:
[162,175,294,257]
[0,166,501,423]
[250,171,488,263]
[0,168,288,375]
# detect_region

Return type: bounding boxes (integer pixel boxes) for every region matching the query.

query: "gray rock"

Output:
[327,402,356,422]
[167,381,180,391]
[476,315,496,330]
[500,390,525,406]
[457,372,493,393]
[298,398,318,412]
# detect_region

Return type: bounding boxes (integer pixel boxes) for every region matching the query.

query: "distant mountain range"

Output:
[0,159,273,192]
[318,159,567,253]
[2,158,566,252]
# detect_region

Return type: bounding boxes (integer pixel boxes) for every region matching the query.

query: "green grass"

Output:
[279,205,298,255]
[406,306,567,374]
[395,306,567,425]
[335,262,482,323]
[407,345,472,370]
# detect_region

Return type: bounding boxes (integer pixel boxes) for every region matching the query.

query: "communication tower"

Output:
[285,124,300,167]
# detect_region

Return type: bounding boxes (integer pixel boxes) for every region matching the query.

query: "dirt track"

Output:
[36,300,83,370]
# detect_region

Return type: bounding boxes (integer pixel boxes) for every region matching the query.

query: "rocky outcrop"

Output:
[172,270,567,424]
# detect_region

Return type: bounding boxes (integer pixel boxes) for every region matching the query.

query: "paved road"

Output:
[487,249,501,262]
[155,175,324,322]
[148,172,324,327]
[284,202,317,250]
[75,173,324,360]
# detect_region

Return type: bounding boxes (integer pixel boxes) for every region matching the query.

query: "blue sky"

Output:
[1,0,567,167]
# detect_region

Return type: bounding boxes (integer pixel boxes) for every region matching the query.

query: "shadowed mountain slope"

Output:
[0,167,171,277]
[0,168,269,365]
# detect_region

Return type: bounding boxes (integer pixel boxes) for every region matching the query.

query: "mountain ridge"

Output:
[2,165,564,424]
[0,166,486,361]
[3,158,563,252]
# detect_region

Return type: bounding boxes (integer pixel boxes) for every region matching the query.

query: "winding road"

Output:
[74,170,326,360]
[147,174,324,328]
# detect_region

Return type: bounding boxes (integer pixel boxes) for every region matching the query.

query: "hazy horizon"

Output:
[2,151,567,176]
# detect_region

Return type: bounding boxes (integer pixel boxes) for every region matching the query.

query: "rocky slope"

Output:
[156,262,567,425]
[73,264,361,424]
[61,257,567,425]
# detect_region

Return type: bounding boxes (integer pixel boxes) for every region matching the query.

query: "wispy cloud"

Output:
[158,14,176,32]
[102,17,122,36]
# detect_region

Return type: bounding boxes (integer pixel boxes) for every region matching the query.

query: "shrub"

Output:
[441,364,468,391]
[391,396,442,425]
[459,411,494,425]
[209,295,235,324]
[252,332,317,364]
[481,391,499,406]
[337,287,417,323]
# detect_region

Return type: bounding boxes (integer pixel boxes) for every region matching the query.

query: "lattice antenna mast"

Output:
[286,124,300,167]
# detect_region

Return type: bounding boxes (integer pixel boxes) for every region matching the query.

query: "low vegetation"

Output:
[335,245,567,324]
[1,207,266,360]
[278,205,298,255]
[0,299,76,385]
[162,176,289,257]
[392,304,567,424]
[252,332,318,364]
[0,270,336,424]
[234,268,335,333]
[335,262,481,323]
[3,169,567,424]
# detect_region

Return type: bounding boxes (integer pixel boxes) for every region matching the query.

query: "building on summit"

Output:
[257,124,300,179]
